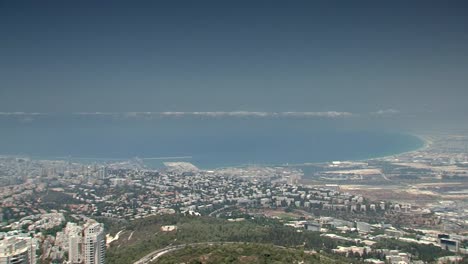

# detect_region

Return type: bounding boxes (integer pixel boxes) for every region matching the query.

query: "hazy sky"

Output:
[1,1,467,124]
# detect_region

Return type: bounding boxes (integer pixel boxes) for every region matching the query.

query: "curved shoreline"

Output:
[362,133,429,162]
[206,133,427,169]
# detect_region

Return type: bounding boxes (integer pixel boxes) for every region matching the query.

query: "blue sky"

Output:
[0,0,467,129]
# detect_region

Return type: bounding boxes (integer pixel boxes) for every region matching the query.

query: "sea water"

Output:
[0,115,423,169]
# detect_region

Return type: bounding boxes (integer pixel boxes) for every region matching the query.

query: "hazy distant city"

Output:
[2,1,468,264]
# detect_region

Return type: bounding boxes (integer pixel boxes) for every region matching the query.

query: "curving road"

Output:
[208,205,237,217]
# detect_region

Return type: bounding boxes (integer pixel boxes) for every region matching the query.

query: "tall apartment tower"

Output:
[83,223,105,264]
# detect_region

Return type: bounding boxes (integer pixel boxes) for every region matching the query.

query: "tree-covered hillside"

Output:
[105,214,356,264]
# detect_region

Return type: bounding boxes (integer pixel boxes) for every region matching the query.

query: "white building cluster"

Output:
[0,235,36,264]
[10,213,65,232]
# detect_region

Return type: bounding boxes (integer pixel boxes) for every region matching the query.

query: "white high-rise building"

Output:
[0,236,36,264]
[83,223,105,264]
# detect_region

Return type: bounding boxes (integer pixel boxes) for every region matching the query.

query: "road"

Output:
[208,205,236,217]
[381,172,391,181]
[133,244,185,264]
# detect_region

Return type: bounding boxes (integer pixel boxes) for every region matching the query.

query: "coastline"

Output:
[0,133,427,170]
[190,133,428,170]
[362,133,430,162]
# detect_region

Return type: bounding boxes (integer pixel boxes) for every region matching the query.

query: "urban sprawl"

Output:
[0,135,467,264]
